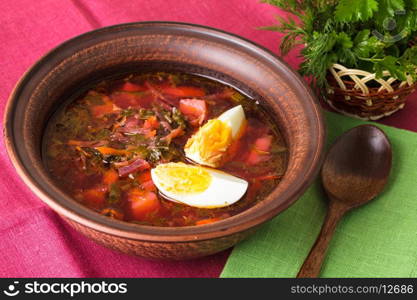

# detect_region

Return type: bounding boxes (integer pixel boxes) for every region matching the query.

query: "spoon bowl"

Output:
[297,125,392,277]
[322,125,392,207]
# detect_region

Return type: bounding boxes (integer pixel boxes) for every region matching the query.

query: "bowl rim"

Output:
[3,21,325,242]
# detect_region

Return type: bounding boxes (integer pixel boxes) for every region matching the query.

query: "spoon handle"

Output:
[297,200,349,278]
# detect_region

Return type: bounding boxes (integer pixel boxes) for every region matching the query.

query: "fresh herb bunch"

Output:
[262,0,417,88]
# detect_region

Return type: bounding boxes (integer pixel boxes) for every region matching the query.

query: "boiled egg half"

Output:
[184,105,246,167]
[151,162,248,208]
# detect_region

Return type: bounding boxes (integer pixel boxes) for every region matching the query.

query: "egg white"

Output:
[151,166,248,208]
[217,105,245,139]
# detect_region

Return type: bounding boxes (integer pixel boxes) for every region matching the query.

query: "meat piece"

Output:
[179,99,208,126]
[117,158,151,177]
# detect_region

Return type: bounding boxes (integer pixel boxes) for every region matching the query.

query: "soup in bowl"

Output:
[4,22,325,259]
[44,71,288,227]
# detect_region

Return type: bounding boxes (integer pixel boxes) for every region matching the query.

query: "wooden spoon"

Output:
[297,125,392,278]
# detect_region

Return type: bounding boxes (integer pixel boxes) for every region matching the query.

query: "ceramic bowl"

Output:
[4,22,325,260]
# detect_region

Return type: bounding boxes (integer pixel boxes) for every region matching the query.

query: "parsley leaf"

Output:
[262,0,417,87]
[335,0,379,22]
[375,0,405,29]
[354,30,384,58]
[374,56,408,81]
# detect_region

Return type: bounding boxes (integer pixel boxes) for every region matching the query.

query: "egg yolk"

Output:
[185,119,232,167]
[153,162,212,194]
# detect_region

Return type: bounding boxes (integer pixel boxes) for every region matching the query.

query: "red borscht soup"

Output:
[43,72,287,227]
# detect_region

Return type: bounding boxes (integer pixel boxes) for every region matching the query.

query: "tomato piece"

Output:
[111,92,154,109]
[179,99,208,126]
[121,82,147,92]
[90,96,115,118]
[136,170,156,192]
[246,135,272,165]
[246,151,271,165]
[143,115,159,129]
[254,135,272,152]
[83,186,107,209]
[127,189,160,220]
[137,171,152,183]
[245,151,258,165]
[102,169,119,185]
[141,180,156,192]
[162,86,205,97]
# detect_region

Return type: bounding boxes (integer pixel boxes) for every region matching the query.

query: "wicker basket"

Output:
[325,63,417,120]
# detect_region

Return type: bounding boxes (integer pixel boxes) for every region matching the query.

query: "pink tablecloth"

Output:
[1,0,416,277]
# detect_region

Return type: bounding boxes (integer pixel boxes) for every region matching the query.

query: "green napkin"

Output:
[221,111,417,278]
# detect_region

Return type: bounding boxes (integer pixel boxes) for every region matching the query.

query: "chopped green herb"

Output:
[130,145,149,158]
[130,134,147,145]
[95,128,111,140]
[121,108,137,117]
[161,109,173,123]
[171,107,187,129]
[102,155,123,164]
[108,183,121,204]
[147,148,162,163]
[138,108,155,119]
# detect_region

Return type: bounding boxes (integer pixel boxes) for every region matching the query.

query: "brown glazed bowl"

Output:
[4,22,325,260]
